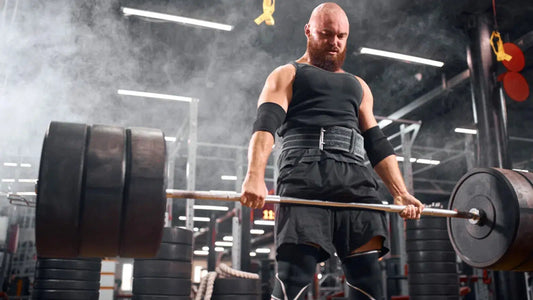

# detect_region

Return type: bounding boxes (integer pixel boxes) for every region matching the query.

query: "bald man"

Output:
[241,3,424,300]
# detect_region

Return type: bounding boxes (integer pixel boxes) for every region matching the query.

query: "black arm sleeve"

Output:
[252,102,286,138]
[363,125,395,167]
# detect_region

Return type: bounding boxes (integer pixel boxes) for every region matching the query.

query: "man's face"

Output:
[306,13,349,72]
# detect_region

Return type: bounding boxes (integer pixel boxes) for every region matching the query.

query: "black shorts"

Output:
[275,149,390,262]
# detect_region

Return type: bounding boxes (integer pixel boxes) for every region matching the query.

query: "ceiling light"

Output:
[250,229,265,235]
[513,169,529,173]
[202,246,209,251]
[359,47,444,67]
[249,252,257,257]
[117,89,193,102]
[194,250,209,256]
[416,159,440,165]
[15,192,37,196]
[215,247,225,252]
[20,163,31,168]
[223,236,233,241]
[378,119,393,128]
[178,216,210,222]
[215,241,233,247]
[165,136,177,142]
[3,163,17,167]
[1,179,15,183]
[121,7,233,31]
[454,128,478,135]
[255,248,271,254]
[221,175,237,181]
[193,205,229,211]
[18,179,37,183]
[254,220,275,226]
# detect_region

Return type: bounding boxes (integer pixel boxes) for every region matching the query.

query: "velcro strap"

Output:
[282,126,364,159]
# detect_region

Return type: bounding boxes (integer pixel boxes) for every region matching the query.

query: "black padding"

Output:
[212,295,262,300]
[342,251,383,300]
[35,269,101,281]
[362,125,395,167]
[36,122,88,258]
[80,125,126,257]
[409,262,457,274]
[132,278,191,296]
[213,278,261,295]
[161,227,193,245]
[33,279,100,290]
[408,273,459,285]
[155,243,192,261]
[132,296,190,300]
[36,258,102,271]
[252,102,286,138]
[32,289,99,300]
[406,229,449,240]
[407,251,457,263]
[409,284,459,295]
[133,260,191,278]
[406,240,454,252]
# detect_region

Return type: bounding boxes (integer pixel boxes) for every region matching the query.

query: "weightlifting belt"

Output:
[281,126,365,160]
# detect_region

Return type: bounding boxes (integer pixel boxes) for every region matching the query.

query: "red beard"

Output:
[307,39,346,72]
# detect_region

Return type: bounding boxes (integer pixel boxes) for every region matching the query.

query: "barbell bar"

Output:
[33,122,533,272]
[165,189,481,221]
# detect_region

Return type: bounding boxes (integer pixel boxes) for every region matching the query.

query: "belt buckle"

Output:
[319,127,325,151]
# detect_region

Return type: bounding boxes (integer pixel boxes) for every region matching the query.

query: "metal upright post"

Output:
[232,149,244,269]
[186,99,199,230]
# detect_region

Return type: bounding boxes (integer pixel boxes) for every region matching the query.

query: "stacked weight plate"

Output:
[406,216,459,300]
[132,227,193,300]
[32,258,101,300]
[212,278,262,300]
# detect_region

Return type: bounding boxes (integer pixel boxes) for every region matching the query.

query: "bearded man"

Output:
[241,3,424,299]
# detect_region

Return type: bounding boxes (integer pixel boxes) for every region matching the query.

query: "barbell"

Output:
[34,122,533,271]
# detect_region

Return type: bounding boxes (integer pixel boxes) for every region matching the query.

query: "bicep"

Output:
[257,65,294,111]
[357,77,378,132]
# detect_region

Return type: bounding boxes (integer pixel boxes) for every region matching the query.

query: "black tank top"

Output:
[278,61,363,136]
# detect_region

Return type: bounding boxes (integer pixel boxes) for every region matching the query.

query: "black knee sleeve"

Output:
[272,244,318,300]
[342,250,383,300]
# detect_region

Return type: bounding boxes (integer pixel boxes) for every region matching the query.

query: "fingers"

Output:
[240,193,265,209]
[400,204,423,219]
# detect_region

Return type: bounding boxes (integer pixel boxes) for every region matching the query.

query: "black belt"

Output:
[281,126,365,160]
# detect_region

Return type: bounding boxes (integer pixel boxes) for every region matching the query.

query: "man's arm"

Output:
[356,76,424,219]
[240,64,295,209]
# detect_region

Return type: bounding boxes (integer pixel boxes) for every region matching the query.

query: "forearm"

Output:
[373,155,409,198]
[246,131,275,180]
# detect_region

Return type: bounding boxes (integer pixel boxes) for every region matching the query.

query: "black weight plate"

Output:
[32,289,99,300]
[406,217,447,230]
[409,284,459,295]
[212,295,261,300]
[33,279,100,290]
[80,125,126,257]
[408,273,459,284]
[409,262,457,274]
[155,243,192,261]
[406,229,449,241]
[448,168,522,269]
[406,240,454,252]
[407,251,457,263]
[35,269,100,281]
[132,278,190,296]
[133,296,190,300]
[161,227,193,245]
[36,122,88,258]
[36,258,101,271]
[120,128,167,258]
[133,260,191,278]
[213,278,261,295]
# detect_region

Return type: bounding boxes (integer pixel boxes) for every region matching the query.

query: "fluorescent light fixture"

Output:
[221,175,237,181]
[255,248,271,254]
[202,246,209,251]
[254,220,275,226]
[215,247,225,252]
[416,159,440,165]
[215,241,233,247]
[117,89,193,102]
[223,236,233,242]
[378,119,393,128]
[3,163,17,167]
[194,250,209,256]
[15,192,37,196]
[396,157,416,163]
[193,205,229,211]
[1,179,15,183]
[250,229,265,235]
[121,263,133,291]
[165,136,177,142]
[178,216,210,222]
[360,47,444,67]
[121,7,233,31]
[193,227,199,232]
[249,252,257,257]
[454,128,478,135]
[513,169,529,173]
[18,179,37,183]
[20,163,31,168]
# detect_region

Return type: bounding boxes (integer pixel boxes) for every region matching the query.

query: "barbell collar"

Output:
[166,189,480,221]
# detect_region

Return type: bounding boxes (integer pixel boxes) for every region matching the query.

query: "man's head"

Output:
[305,3,349,72]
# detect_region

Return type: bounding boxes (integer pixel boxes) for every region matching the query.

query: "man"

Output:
[241,3,424,300]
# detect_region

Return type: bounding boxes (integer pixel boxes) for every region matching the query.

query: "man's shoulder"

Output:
[270,63,297,78]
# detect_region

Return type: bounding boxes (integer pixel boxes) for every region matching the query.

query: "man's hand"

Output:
[240,174,267,209]
[394,193,424,219]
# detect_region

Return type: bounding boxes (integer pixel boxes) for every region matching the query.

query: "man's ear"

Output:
[304,24,311,38]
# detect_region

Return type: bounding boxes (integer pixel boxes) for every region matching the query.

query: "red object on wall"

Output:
[502,43,525,72]
[502,71,530,102]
